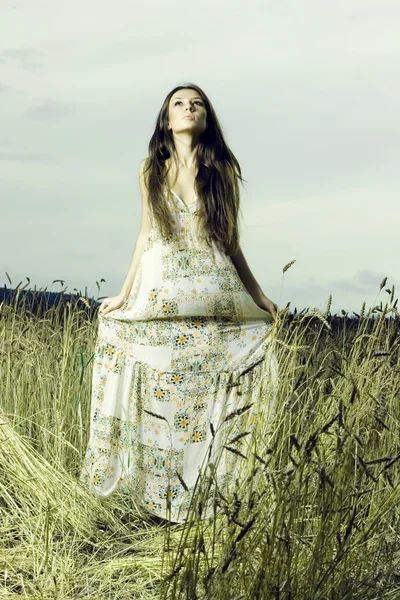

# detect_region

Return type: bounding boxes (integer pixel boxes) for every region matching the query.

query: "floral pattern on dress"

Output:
[80,186,278,522]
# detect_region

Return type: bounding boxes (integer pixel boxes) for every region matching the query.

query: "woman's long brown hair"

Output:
[142,82,246,256]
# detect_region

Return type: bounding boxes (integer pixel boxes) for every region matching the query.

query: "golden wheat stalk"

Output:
[282,259,296,274]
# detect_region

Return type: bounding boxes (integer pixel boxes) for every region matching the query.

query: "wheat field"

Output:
[0,272,399,599]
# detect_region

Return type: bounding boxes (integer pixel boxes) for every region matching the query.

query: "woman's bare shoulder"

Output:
[139,157,150,172]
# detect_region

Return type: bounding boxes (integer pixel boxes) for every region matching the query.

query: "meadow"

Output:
[0,272,399,599]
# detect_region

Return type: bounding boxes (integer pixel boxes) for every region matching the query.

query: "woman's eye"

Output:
[174,101,203,106]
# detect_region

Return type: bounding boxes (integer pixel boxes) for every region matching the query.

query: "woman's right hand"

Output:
[98,293,128,316]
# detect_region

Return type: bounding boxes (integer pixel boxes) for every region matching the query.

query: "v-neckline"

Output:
[169,188,198,210]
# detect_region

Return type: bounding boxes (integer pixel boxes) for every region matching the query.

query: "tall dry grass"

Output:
[0,275,399,599]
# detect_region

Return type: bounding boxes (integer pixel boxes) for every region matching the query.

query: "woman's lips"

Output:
[183,115,195,119]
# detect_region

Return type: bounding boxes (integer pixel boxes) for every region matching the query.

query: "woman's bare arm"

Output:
[230,246,264,301]
[230,246,278,319]
[118,158,153,301]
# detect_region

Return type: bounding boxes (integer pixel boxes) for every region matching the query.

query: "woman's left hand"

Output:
[255,294,278,321]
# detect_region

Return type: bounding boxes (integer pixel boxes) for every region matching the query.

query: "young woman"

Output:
[80,83,278,523]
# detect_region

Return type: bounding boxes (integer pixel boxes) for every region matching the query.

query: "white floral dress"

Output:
[80,186,278,522]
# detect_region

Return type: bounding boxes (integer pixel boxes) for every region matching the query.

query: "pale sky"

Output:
[1,0,399,314]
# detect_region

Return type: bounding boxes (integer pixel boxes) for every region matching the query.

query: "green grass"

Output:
[0,276,399,599]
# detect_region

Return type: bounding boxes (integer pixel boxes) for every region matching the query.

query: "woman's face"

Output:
[167,88,207,136]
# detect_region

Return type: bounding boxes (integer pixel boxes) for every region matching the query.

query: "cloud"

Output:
[25,100,75,120]
[0,81,11,93]
[0,151,53,163]
[0,48,45,70]
[0,139,18,147]
[332,270,393,294]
